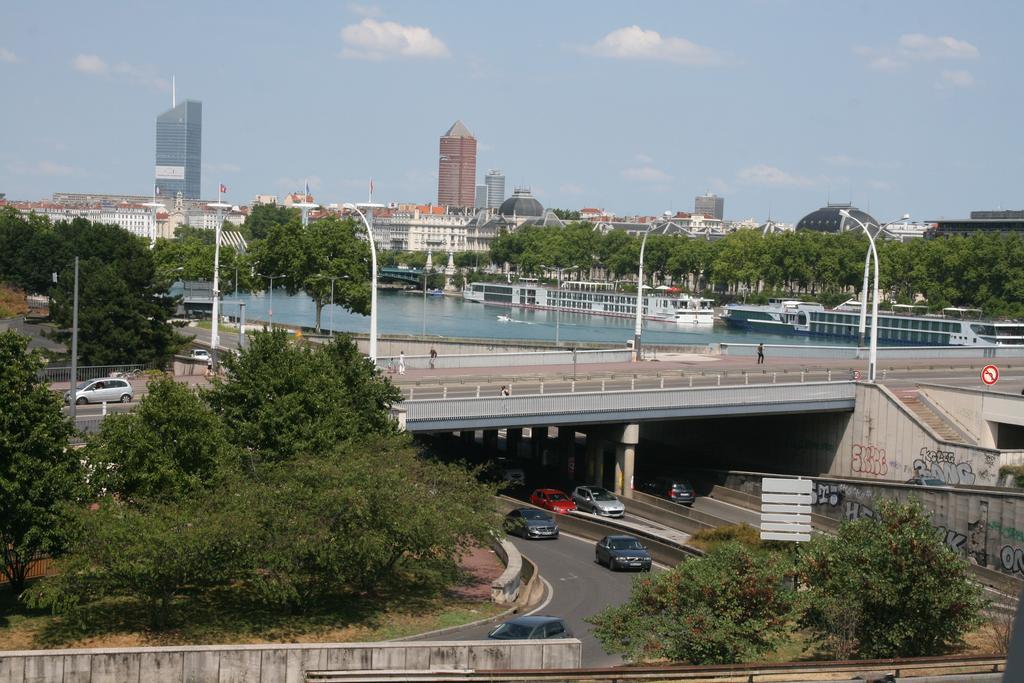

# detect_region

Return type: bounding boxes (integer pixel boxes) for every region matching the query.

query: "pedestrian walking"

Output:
[429,348,438,369]
[757,343,765,365]
[398,351,406,375]
[500,384,510,397]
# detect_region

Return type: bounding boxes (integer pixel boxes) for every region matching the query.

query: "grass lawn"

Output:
[0,579,506,651]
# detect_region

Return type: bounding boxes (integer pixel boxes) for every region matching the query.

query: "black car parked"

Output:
[595,535,652,572]
[634,476,695,505]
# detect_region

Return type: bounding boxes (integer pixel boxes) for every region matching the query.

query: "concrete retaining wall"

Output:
[722,470,1024,586]
[835,384,1003,486]
[919,384,1024,450]
[490,539,521,605]
[0,640,582,683]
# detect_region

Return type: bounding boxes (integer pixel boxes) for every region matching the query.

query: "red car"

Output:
[529,488,577,514]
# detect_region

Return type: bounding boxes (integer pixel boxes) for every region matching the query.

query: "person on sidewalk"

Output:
[757,343,765,365]
[500,385,510,397]
[429,348,437,370]
[398,351,406,375]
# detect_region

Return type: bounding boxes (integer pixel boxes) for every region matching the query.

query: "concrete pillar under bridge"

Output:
[584,435,605,489]
[530,426,549,463]
[557,426,578,483]
[461,430,476,446]
[614,424,639,499]
[483,429,499,451]
[505,428,522,457]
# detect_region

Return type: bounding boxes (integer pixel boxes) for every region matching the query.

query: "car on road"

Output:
[529,488,577,514]
[572,486,625,517]
[487,616,573,640]
[906,476,950,487]
[64,378,133,405]
[189,348,211,361]
[503,507,559,539]
[595,535,652,572]
[497,457,526,486]
[634,476,695,505]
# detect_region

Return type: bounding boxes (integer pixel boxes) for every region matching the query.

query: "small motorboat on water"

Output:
[497,315,512,322]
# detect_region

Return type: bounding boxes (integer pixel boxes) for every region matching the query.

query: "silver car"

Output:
[572,485,625,517]
[64,378,134,405]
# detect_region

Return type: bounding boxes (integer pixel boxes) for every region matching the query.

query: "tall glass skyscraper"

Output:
[485,169,506,209]
[155,100,202,199]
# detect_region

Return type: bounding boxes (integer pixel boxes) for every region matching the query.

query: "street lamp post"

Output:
[633,214,670,361]
[208,200,231,371]
[342,202,383,362]
[540,264,579,346]
[256,273,286,329]
[839,210,908,382]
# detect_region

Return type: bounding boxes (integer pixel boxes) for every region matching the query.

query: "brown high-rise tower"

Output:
[437,120,477,208]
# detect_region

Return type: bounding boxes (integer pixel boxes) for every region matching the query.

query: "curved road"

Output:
[430,532,656,667]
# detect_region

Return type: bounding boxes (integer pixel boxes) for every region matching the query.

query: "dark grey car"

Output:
[595,535,652,572]
[488,615,572,640]
[504,507,559,539]
[635,476,695,505]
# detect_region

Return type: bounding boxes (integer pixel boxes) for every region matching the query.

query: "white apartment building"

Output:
[98,204,155,240]
[371,207,493,253]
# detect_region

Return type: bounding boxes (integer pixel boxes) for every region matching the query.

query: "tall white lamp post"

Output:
[256,273,286,328]
[540,264,579,346]
[632,212,671,361]
[208,198,231,371]
[343,202,382,362]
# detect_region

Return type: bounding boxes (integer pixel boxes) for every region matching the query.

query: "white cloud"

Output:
[72,53,107,75]
[633,153,653,164]
[277,176,322,192]
[736,164,815,187]
[204,162,242,173]
[939,69,975,88]
[621,166,672,182]
[7,160,75,176]
[0,48,21,64]
[347,2,382,18]
[71,54,168,90]
[585,26,724,66]
[340,19,449,60]
[855,34,978,73]
[899,33,979,60]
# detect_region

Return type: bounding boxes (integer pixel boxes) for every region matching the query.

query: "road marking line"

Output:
[525,577,555,616]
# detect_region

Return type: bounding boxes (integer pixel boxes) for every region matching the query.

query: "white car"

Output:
[572,486,625,517]
[64,378,134,405]
[190,348,211,361]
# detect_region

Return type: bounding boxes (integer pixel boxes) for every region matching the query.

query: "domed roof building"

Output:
[796,202,880,235]
[499,187,544,218]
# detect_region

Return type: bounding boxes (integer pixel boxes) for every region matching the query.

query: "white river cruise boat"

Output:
[721,299,1024,347]
[463,280,714,326]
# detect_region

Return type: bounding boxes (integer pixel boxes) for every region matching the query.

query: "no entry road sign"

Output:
[981,364,999,386]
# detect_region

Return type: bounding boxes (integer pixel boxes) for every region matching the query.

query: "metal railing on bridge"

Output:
[376,348,631,371]
[401,381,856,432]
[39,363,146,384]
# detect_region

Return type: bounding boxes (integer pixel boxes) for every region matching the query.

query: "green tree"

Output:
[249,215,371,333]
[245,204,299,241]
[589,542,796,664]
[27,494,240,629]
[241,437,498,609]
[0,331,82,593]
[551,208,581,220]
[84,378,234,502]
[206,330,401,462]
[799,498,986,658]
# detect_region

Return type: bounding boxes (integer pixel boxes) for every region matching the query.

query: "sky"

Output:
[1,0,1022,223]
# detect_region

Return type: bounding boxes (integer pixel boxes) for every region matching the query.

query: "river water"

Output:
[220,289,843,347]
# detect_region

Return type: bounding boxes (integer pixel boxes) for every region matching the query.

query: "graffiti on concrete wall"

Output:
[812,482,843,507]
[989,520,1024,544]
[850,443,888,477]
[912,446,976,486]
[1000,545,1024,575]
[844,500,876,521]
[967,501,989,567]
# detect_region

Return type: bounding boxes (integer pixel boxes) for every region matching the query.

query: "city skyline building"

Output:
[475,184,487,209]
[485,169,506,209]
[695,192,724,220]
[437,120,477,208]
[155,100,202,200]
